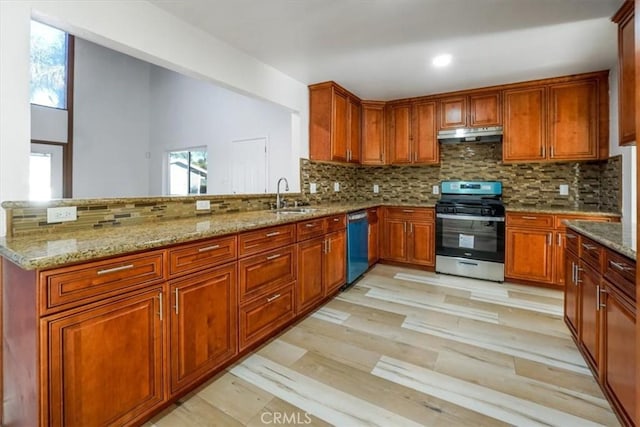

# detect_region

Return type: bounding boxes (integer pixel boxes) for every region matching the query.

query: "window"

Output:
[168,149,208,195]
[30,20,69,109]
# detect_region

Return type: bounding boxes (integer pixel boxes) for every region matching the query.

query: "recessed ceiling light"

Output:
[432,54,452,67]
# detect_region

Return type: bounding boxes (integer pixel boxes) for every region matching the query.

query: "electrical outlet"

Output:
[373,184,379,193]
[309,183,317,194]
[559,184,569,196]
[334,182,340,192]
[196,200,211,210]
[432,185,440,195]
[47,206,77,223]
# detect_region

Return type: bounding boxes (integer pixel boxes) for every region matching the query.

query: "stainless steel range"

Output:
[435,181,505,282]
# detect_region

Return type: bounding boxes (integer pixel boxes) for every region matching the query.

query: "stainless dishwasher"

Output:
[346,210,369,285]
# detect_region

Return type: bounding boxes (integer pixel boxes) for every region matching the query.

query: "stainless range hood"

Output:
[437,126,503,143]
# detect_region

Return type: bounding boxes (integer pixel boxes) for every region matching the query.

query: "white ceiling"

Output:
[149,0,625,100]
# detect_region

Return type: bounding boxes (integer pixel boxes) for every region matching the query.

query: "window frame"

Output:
[166,147,208,196]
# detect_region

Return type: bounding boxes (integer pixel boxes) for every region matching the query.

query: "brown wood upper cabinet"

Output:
[613,0,636,146]
[438,91,501,130]
[361,101,386,165]
[309,81,361,163]
[388,101,439,165]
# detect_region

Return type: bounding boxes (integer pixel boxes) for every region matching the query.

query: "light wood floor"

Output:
[145,264,620,426]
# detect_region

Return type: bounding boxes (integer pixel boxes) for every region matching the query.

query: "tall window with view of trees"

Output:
[30,20,68,109]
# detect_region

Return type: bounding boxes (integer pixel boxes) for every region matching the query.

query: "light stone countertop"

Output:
[0,202,431,270]
[565,220,636,260]
[505,205,621,217]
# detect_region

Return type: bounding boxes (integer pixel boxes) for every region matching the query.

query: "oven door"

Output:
[436,213,505,262]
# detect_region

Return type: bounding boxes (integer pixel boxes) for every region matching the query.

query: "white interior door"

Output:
[30,143,63,200]
[229,137,267,194]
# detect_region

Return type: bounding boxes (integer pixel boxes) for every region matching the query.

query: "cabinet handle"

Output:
[267,293,281,303]
[541,145,546,157]
[174,288,179,315]
[571,263,576,285]
[547,233,551,245]
[550,145,554,158]
[557,234,561,246]
[581,243,597,251]
[266,231,281,237]
[522,216,537,220]
[158,292,163,321]
[566,233,577,240]
[610,261,631,271]
[305,223,318,228]
[333,218,341,222]
[323,239,328,254]
[402,209,415,213]
[328,238,332,253]
[410,223,414,234]
[575,266,583,283]
[404,222,407,233]
[266,254,281,261]
[198,244,220,252]
[97,264,134,275]
[598,286,606,310]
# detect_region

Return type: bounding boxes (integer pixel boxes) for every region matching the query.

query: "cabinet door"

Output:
[505,228,554,283]
[238,245,296,302]
[324,230,347,295]
[408,221,435,266]
[548,80,598,160]
[45,288,164,427]
[579,261,601,372]
[413,101,439,164]
[348,98,361,163]
[564,249,581,337]
[389,104,412,164]
[439,96,466,129]
[361,103,385,165]
[617,5,636,145]
[169,264,238,395]
[367,208,379,266]
[331,90,349,161]
[503,87,546,162]
[602,283,636,425]
[297,237,325,313]
[382,218,408,262]
[554,231,566,287]
[469,92,501,127]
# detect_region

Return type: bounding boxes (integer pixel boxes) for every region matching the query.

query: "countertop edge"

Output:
[565,220,636,261]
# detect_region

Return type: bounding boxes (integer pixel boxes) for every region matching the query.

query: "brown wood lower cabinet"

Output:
[324,230,347,295]
[297,237,325,312]
[43,287,165,427]
[564,248,581,336]
[367,207,379,266]
[381,207,435,267]
[579,261,601,372]
[169,263,238,395]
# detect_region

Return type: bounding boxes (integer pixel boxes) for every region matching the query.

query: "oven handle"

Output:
[436,213,505,222]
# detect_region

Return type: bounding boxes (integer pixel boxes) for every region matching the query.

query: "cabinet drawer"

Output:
[604,249,636,301]
[385,207,433,220]
[238,224,295,257]
[555,214,614,229]
[168,235,236,277]
[297,218,326,242]
[238,245,296,302]
[40,251,164,314]
[239,283,295,351]
[326,214,346,232]
[507,213,554,228]
[565,229,580,255]
[580,236,604,271]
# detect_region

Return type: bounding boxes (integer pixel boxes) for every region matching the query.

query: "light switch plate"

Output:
[196,200,211,210]
[309,183,317,194]
[47,207,77,223]
[334,182,340,192]
[373,184,379,193]
[432,185,440,195]
[559,184,569,196]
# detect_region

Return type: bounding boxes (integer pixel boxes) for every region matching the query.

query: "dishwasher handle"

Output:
[347,211,368,222]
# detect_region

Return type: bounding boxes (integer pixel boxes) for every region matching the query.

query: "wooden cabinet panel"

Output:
[565,229,580,255]
[168,235,236,277]
[326,214,347,232]
[324,230,347,295]
[368,208,379,266]
[297,238,325,313]
[604,249,636,301]
[469,92,501,127]
[503,87,546,162]
[409,221,434,266]
[239,283,295,351]
[389,104,412,164]
[382,218,408,261]
[361,102,385,165]
[602,282,636,426]
[297,218,326,242]
[548,80,598,160]
[613,0,636,145]
[44,287,164,427]
[579,261,601,372]
[505,228,553,284]
[554,231,567,286]
[439,96,466,129]
[579,236,604,271]
[413,101,439,164]
[169,264,237,395]
[348,98,361,163]
[238,246,296,302]
[40,251,164,314]
[332,90,349,162]
[238,224,295,257]
[506,212,554,228]
[564,249,581,336]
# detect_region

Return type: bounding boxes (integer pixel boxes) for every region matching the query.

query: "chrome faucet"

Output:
[276,177,289,209]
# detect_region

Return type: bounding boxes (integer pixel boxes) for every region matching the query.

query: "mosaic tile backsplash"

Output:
[4,141,621,236]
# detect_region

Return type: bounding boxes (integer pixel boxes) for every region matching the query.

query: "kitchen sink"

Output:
[272,207,319,214]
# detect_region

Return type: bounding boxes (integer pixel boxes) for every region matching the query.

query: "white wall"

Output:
[148,66,294,195]
[0,0,309,235]
[73,38,151,198]
[609,64,637,226]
